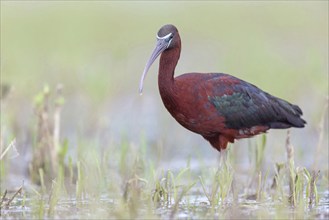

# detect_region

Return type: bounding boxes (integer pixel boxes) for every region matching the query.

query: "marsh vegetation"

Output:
[1,1,328,219]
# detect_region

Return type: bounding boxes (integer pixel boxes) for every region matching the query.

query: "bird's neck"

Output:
[158,47,180,92]
[157,47,181,114]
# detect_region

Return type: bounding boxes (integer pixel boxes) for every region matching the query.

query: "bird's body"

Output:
[140,24,306,151]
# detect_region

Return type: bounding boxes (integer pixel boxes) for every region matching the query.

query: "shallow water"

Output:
[1,188,328,219]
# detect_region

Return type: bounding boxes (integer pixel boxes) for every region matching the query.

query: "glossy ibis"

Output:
[139,24,306,152]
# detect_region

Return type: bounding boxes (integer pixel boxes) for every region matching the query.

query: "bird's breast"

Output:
[158,78,225,136]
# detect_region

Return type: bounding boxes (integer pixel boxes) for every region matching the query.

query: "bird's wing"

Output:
[204,73,305,129]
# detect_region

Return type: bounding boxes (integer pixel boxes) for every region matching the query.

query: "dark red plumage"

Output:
[139,24,306,152]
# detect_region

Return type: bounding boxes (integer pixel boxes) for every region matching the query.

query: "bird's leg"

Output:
[218,149,232,170]
[218,136,232,169]
[219,149,228,168]
[216,149,228,180]
[217,149,233,177]
[215,148,234,204]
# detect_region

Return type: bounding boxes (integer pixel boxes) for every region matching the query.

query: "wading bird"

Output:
[139,24,306,154]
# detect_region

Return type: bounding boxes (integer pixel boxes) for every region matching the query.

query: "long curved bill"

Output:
[139,37,170,95]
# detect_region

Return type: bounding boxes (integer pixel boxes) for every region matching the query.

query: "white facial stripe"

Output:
[156,33,172,40]
[166,39,173,48]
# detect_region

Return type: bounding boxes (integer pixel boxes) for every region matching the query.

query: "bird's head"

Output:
[139,24,179,94]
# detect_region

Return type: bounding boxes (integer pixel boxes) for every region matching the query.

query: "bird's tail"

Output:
[270,98,306,129]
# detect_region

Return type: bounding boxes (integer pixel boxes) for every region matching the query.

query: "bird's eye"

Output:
[165,34,173,42]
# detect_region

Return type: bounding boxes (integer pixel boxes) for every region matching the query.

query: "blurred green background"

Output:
[1,1,328,181]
